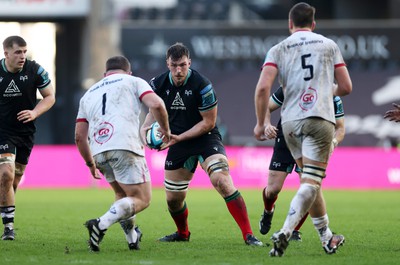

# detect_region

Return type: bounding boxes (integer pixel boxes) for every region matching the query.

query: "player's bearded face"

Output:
[167,56,191,87]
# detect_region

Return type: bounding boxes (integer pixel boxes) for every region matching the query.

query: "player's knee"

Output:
[141,199,151,211]
[206,158,229,176]
[164,179,190,192]
[14,167,25,177]
[301,164,326,184]
[0,154,15,166]
[266,186,281,198]
[0,163,14,183]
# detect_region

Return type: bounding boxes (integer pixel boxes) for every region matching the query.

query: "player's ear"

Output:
[311,21,316,31]
[288,19,294,32]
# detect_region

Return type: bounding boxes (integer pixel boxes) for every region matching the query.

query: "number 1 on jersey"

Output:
[102,93,107,115]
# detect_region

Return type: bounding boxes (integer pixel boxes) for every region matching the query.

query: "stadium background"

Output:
[1,0,400,189]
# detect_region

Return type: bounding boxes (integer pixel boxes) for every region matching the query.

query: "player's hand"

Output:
[140,124,153,147]
[158,128,171,144]
[159,134,178,150]
[88,164,101,179]
[17,109,38,123]
[264,124,278,139]
[384,103,400,122]
[254,124,268,141]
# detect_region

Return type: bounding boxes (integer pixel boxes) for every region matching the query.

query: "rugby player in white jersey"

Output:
[254,2,352,256]
[75,55,170,252]
[259,87,345,243]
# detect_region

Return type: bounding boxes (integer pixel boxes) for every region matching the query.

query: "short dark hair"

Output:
[3,35,27,50]
[289,2,315,28]
[166,42,190,61]
[105,56,131,72]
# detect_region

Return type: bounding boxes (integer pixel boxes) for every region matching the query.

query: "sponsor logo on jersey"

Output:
[299,86,317,111]
[0,144,9,150]
[171,92,186,110]
[3,80,22,97]
[94,122,114,144]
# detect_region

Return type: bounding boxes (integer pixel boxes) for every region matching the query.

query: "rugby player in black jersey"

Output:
[140,42,262,246]
[0,36,55,240]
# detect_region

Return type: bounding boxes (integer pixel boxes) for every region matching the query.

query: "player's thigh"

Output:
[302,118,334,163]
[165,168,194,182]
[95,150,150,185]
[0,139,16,179]
[282,121,303,160]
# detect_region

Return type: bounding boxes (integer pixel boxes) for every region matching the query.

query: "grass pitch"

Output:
[0,188,399,265]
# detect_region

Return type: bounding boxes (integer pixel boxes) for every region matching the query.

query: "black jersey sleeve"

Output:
[198,83,218,112]
[271,86,284,106]
[31,60,51,89]
[333,96,344,119]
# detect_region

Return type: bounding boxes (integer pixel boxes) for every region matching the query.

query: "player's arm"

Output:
[264,98,280,139]
[333,117,345,147]
[75,120,100,179]
[333,66,352,96]
[172,106,218,145]
[141,92,171,143]
[254,65,278,141]
[17,83,56,123]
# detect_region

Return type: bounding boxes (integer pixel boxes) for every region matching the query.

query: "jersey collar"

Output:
[1,58,23,73]
[168,68,192,87]
[1,59,7,72]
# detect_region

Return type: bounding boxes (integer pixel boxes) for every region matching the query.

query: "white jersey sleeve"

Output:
[76,74,154,156]
[263,31,346,124]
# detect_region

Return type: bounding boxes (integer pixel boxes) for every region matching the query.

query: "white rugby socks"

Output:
[98,197,136,230]
[281,183,319,237]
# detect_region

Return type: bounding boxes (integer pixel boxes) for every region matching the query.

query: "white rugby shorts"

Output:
[94,150,150,184]
[282,118,334,163]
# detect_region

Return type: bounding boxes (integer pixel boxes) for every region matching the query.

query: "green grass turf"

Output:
[0,188,399,265]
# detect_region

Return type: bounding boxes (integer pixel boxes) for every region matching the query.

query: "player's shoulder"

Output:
[23,59,42,73]
[188,69,211,88]
[149,71,169,89]
[311,32,337,47]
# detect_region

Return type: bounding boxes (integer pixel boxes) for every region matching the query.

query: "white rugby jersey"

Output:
[76,73,153,156]
[263,30,346,124]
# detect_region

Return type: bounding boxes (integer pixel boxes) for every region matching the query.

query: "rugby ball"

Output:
[146,121,163,150]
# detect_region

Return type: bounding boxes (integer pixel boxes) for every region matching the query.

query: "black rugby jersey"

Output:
[0,58,51,135]
[271,86,344,137]
[149,69,219,136]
